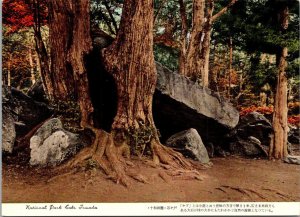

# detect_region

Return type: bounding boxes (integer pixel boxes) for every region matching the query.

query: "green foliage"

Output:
[154,45,179,71]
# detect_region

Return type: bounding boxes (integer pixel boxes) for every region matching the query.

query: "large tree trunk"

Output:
[269,6,289,159]
[98,0,194,183]
[102,0,157,154]
[48,0,93,127]
[58,0,198,187]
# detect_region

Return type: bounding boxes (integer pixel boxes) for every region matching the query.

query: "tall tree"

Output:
[48,0,94,127]
[28,0,54,99]
[58,0,199,187]
[179,0,237,87]
[269,4,289,159]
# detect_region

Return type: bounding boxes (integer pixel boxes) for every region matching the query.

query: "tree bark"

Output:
[183,0,236,85]
[29,0,54,99]
[28,49,36,85]
[211,0,237,22]
[7,54,12,87]
[185,0,205,81]
[48,0,94,127]
[269,6,289,159]
[178,0,188,76]
[102,0,157,147]
[59,0,197,186]
[201,0,214,87]
[227,36,233,98]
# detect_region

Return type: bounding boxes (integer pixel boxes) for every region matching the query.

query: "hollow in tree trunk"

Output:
[55,0,201,187]
[102,0,195,166]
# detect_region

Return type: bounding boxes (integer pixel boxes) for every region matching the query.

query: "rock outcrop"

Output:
[3,86,52,138]
[226,112,273,157]
[153,63,239,144]
[2,106,16,153]
[2,86,52,153]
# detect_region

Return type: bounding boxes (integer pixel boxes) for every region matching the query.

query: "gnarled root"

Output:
[51,129,203,187]
[151,138,203,181]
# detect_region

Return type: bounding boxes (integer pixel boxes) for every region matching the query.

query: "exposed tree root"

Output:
[217,185,297,201]
[262,188,296,201]
[220,185,267,200]
[51,128,202,187]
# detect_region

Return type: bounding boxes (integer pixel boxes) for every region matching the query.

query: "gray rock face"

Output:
[30,118,82,166]
[288,126,300,144]
[229,136,268,157]
[153,63,239,144]
[166,128,210,164]
[2,106,16,153]
[2,86,52,138]
[226,112,273,157]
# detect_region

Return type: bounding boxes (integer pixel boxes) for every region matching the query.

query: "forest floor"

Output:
[3,152,300,203]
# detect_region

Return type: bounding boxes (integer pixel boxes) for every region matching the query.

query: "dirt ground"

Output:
[3,151,300,203]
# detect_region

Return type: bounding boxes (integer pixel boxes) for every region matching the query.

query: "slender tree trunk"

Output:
[7,54,12,87]
[48,0,93,127]
[227,36,233,98]
[185,0,205,81]
[184,0,236,83]
[29,0,54,99]
[28,49,36,85]
[201,0,214,87]
[269,6,289,159]
[34,51,41,78]
[178,0,188,76]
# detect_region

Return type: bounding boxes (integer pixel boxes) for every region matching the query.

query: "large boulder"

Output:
[226,112,273,157]
[30,118,84,166]
[288,125,300,144]
[2,106,16,153]
[3,86,52,138]
[153,63,239,144]
[166,128,210,164]
[229,136,268,157]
